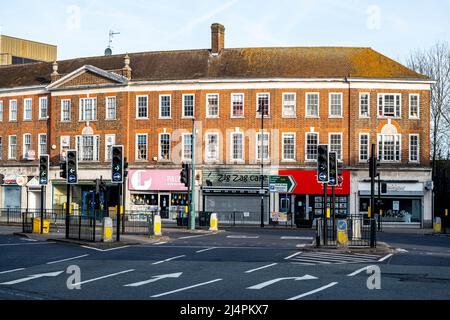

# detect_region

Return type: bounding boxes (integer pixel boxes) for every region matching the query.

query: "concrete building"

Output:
[0,34,57,66]
[0,24,434,228]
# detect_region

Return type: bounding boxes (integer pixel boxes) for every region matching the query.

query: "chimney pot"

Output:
[211,23,225,54]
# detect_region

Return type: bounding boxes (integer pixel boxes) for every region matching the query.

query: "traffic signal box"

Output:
[111,146,124,184]
[39,155,49,185]
[60,161,67,179]
[328,152,338,186]
[67,150,78,184]
[317,145,329,183]
[180,163,191,189]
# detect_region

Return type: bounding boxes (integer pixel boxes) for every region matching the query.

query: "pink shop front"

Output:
[127,169,189,221]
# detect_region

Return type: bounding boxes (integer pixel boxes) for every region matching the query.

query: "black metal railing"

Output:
[316,215,377,248]
[113,211,155,235]
[67,214,99,242]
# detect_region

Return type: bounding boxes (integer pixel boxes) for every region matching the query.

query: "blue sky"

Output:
[1,0,449,64]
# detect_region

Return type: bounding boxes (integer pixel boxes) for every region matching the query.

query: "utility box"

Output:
[33,218,50,234]
[433,217,442,234]
[336,220,348,246]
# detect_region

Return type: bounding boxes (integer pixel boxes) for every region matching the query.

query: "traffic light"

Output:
[369,156,379,179]
[381,183,387,194]
[111,146,124,184]
[317,145,329,183]
[60,161,67,179]
[328,152,338,186]
[180,163,190,188]
[39,155,49,185]
[67,150,78,184]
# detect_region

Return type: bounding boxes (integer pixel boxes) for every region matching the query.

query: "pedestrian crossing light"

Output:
[180,163,190,189]
[328,152,338,186]
[39,155,49,185]
[66,150,78,185]
[317,145,329,183]
[59,161,67,179]
[111,146,124,184]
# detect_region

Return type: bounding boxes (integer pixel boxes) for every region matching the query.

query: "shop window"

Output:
[131,194,158,206]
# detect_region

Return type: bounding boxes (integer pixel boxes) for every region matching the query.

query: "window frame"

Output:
[205,132,220,162]
[159,94,172,119]
[76,135,100,162]
[104,134,116,161]
[256,132,270,161]
[136,95,149,119]
[105,96,117,120]
[359,92,370,118]
[282,93,297,118]
[256,93,270,118]
[377,93,402,118]
[409,94,420,119]
[359,133,370,163]
[9,100,18,122]
[23,98,33,121]
[60,136,70,161]
[39,97,48,120]
[206,93,220,118]
[0,136,2,160]
[282,132,296,162]
[305,93,320,118]
[23,133,32,159]
[158,133,171,161]
[182,133,193,162]
[328,92,343,118]
[328,132,343,161]
[377,134,402,163]
[61,99,71,122]
[0,100,4,122]
[8,135,17,160]
[409,134,420,163]
[38,133,47,158]
[305,132,319,162]
[135,133,148,161]
[182,94,195,119]
[230,93,245,118]
[230,132,245,162]
[79,97,97,121]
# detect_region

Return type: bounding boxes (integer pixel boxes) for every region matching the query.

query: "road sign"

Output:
[269,176,296,193]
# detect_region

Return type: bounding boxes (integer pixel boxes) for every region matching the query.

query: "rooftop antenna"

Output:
[105,30,120,56]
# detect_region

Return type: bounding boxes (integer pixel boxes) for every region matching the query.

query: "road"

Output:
[0,227,449,302]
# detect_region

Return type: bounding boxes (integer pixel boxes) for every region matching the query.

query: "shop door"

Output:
[159,194,170,219]
[82,192,96,216]
[3,186,21,209]
[294,195,311,228]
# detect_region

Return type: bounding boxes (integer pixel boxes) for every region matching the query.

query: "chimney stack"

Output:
[211,23,225,55]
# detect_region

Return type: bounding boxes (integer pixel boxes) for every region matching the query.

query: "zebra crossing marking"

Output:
[286,251,382,265]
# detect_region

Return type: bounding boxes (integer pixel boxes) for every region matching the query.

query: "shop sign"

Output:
[269,176,296,193]
[128,170,187,191]
[279,170,350,195]
[392,201,400,211]
[271,212,288,222]
[203,168,269,189]
[16,176,28,186]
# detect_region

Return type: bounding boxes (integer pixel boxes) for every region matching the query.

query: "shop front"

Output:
[1,174,22,209]
[128,169,188,221]
[201,167,270,225]
[358,181,425,227]
[278,170,351,228]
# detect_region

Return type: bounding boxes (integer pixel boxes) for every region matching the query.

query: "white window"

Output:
[256,132,270,161]
[39,97,48,119]
[378,94,401,118]
[80,98,97,121]
[329,93,343,117]
[231,132,244,161]
[257,93,270,117]
[306,93,319,117]
[8,135,17,159]
[329,133,342,161]
[409,94,420,119]
[0,101,3,122]
[409,134,420,163]
[159,133,171,161]
[182,134,193,161]
[106,97,116,120]
[76,135,100,161]
[23,134,31,159]
[136,134,147,161]
[206,133,219,161]
[24,98,32,120]
[305,132,319,161]
[136,96,148,119]
[38,134,47,157]
[183,94,195,118]
[359,133,370,162]
[359,93,370,117]
[60,136,70,161]
[282,93,296,117]
[105,134,116,161]
[206,94,219,118]
[61,100,71,122]
[231,93,244,118]
[282,133,296,161]
[9,100,17,122]
[159,95,171,118]
[0,136,2,160]
[378,134,401,162]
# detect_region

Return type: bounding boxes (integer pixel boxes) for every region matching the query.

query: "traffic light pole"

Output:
[117,183,121,242]
[65,184,70,239]
[377,173,382,232]
[323,182,328,246]
[370,144,376,219]
[332,185,335,240]
[40,185,44,234]
[190,121,196,230]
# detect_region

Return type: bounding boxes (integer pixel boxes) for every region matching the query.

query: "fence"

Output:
[197,211,276,227]
[316,215,376,247]
[113,211,155,235]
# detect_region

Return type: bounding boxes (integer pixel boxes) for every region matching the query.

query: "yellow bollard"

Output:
[103,217,113,242]
[368,207,372,218]
[379,209,383,217]
[209,213,218,232]
[446,209,448,217]
[153,215,162,236]
[326,208,331,219]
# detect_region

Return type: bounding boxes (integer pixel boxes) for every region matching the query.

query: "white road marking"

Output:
[124,272,183,287]
[284,252,302,260]
[153,242,168,245]
[281,237,314,240]
[296,253,376,262]
[0,271,64,285]
[151,279,223,298]
[46,254,90,265]
[20,238,37,242]
[245,263,278,274]
[247,275,317,290]
[378,254,394,262]
[152,255,186,265]
[287,282,339,300]
[396,248,408,253]
[290,257,332,264]
[0,268,25,275]
[0,242,53,247]
[81,246,130,252]
[227,235,260,239]
[291,262,316,266]
[347,266,373,277]
[178,234,211,240]
[196,247,217,253]
[73,269,135,286]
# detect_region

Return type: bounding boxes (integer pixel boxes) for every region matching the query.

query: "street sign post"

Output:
[269,176,296,193]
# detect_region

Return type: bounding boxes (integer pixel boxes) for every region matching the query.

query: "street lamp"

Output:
[258,104,265,228]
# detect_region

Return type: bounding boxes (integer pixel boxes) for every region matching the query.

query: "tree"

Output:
[407,42,450,175]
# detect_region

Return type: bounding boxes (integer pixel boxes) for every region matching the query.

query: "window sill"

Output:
[408,117,420,120]
[136,118,149,120]
[282,115,297,119]
[61,120,71,123]
[105,118,117,121]
[377,116,402,120]
[231,116,245,119]
[305,116,320,119]
[281,159,297,163]
[329,116,343,119]
[159,117,172,120]
[305,160,317,163]
[182,116,195,120]
[206,116,220,119]
[359,116,370,119]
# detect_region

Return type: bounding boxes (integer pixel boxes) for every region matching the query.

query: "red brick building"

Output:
[0,24,434,228]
